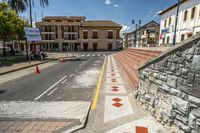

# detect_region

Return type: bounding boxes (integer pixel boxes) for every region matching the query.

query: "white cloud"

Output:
[114,4,118,7]
[120,25,131,34]
[105,0,111,5]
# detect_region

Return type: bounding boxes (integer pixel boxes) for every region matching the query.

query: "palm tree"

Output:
[7,0,49,27]
[7,0,28,13]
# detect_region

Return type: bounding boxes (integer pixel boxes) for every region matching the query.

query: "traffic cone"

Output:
[36,65,40,74]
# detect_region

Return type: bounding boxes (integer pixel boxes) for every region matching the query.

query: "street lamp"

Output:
[132,20,141,47]
[172,0,181,46]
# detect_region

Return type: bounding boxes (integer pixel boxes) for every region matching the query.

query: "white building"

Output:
[159,0,200,46]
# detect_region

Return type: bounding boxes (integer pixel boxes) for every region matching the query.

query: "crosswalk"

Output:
[81,54,106,57]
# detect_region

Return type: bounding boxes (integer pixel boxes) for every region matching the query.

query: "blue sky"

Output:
[2,0,178,33]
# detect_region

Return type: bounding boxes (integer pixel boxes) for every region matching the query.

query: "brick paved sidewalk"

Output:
[0,101,91,133]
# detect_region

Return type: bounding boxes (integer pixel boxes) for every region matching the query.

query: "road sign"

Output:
[24,27,42,42]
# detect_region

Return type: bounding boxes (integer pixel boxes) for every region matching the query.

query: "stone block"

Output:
[160,74,167,82]
[187,72,195,84]
[167,75,178,88]
[192,55,200,70]
[191,108,200,118]
[189,113,197,128]
[182,68,188,76]
[170,63,177,72]
[170,88,182,97]
[144,94,151,102]
[160,84,171,92]
[172,96,190,115]
[152,72,158,78]
[189,95,200,106]
[174,119,191,133]
[176,114,189,125]
[149,76,155,82]
[187,47,196,54]
[186,55,193,62]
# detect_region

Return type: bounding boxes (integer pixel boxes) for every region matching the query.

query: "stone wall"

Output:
[136,34,200,133]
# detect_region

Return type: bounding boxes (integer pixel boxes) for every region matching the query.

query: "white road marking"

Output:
[75,69,79,72]
[69,74,74,77]
[61,79,68,84]
[92,54,95,56]
[47,87,58,96]
[98,54,100,56]
[87,54,90,56]
[34,76,67,100]
[82,55,85,56]
[103,54,106,56]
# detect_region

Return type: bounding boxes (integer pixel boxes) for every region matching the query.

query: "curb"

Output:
[0,56,77,75]
[63,102,92,133]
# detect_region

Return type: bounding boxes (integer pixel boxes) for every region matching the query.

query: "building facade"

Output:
[35,16,122,52]
[124,21,160,47]
[159,0,200,46]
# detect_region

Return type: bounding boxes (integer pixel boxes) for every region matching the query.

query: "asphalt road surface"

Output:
[0,52,112,102]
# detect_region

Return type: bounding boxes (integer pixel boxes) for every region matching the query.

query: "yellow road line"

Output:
[91,57,106,110]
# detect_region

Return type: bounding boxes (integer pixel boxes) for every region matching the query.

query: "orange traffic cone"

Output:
[36,65,40,74]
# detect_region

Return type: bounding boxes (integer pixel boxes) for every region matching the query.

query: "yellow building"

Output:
[35,16,122,52]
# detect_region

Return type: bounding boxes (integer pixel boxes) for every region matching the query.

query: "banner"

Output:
[24,27,42,42]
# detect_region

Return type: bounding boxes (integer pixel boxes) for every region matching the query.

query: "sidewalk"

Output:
[79,54,175,133]
[0,52,73,75]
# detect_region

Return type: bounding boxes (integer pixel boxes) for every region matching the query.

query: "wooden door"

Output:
[93,43,97,51]
[83,43,88,51]
[108,43,113,51]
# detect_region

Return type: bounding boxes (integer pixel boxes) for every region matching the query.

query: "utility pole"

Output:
[138,20,142,47]
[172,0,181,46]
[29,0,33,27]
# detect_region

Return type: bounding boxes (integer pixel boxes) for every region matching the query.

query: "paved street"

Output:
[0,52,112,132]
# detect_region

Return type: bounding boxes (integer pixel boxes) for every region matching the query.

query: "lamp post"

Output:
[132,19,142,47]
[172,0,181,46]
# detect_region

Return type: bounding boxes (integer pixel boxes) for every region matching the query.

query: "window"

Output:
[83,31,88,39]
[44,20,50,22]
[191,7,196,19]
[181,34,185,41]
[169,17,171,26]
[183,10,188,21]
[108,31,113,39]
[68,20,74,22]
[187,33,193,38]
[55,20,61,22]
[164,19,167,27]
[93,31,98,39]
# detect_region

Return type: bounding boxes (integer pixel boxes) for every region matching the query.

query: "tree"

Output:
[0,1,29,55]
[7,0,28,13]
[7,0,49,27]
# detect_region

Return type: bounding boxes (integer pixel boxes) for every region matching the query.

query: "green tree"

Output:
[0,1,28,55]
[7,0,49,27]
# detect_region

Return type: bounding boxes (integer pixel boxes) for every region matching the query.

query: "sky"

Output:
[2,0,178,33]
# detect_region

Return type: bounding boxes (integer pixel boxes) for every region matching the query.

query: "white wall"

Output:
[159,0,200,46]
